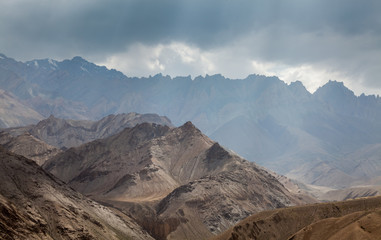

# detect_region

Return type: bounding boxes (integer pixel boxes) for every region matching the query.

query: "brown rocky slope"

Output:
[43,122,315,239]
[212,196,381,240]
[0,131,60,165]
[0,146,153,240]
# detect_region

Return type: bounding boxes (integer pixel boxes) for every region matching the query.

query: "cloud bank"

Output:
[1,0,380,94]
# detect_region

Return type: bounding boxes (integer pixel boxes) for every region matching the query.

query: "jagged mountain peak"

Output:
[71,56,87,62]
[288,80,311,99]
[289,80,309,92]
[314,80,355,99]
[179,120,199,132]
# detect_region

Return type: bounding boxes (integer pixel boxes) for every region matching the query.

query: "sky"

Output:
[0,0,380,95]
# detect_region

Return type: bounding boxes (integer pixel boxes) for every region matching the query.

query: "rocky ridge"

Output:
[212,196,381,240]
[3,112,173,149]
[43,121,315,239]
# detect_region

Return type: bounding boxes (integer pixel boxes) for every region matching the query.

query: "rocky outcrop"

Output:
[44,122,315,239]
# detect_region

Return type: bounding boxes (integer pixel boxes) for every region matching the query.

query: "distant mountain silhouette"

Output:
[2,112,172,149]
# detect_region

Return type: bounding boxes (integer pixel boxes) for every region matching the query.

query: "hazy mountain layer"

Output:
[2,53,381,188]
[3,112,172,149]
[0,147,153,240]
[0,89,43,128]
[43,122,314,239]
[213,196,381,240]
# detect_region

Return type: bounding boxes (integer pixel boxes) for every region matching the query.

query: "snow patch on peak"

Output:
[48,58,57,68]
[80,66,88,72]
[34,61,39,68]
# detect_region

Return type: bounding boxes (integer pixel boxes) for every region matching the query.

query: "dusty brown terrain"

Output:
[212,196,381,240]
[0,131,61,165]
[0,146,153,240]
[44,121,315,239]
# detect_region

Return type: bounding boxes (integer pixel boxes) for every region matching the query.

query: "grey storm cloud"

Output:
[0,0,380,91]
[1,0,379,56]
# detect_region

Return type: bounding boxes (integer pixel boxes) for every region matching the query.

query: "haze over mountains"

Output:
[1,53,381,190]
[2,53,381,239]
[0,89,43,128]
[2,112,172,149]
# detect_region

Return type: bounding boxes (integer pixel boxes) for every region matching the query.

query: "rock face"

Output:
[0,147,153,240]
[3,112,173,149]
[44,122,315,239]
[212,196,381,240]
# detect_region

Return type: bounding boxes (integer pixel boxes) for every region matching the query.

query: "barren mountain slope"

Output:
[0,89,43,128]
[44,122,315,239]
[0,147,153,240]
[320,186,381,201]
[3,112,173,149]
[212,196,381,240]
[0,131,60,165]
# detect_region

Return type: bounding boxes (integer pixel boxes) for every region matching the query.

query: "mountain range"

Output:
[1,53,381,191]
[42,121,313,239]
[1,50,381,238]
[0,115,314,239]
